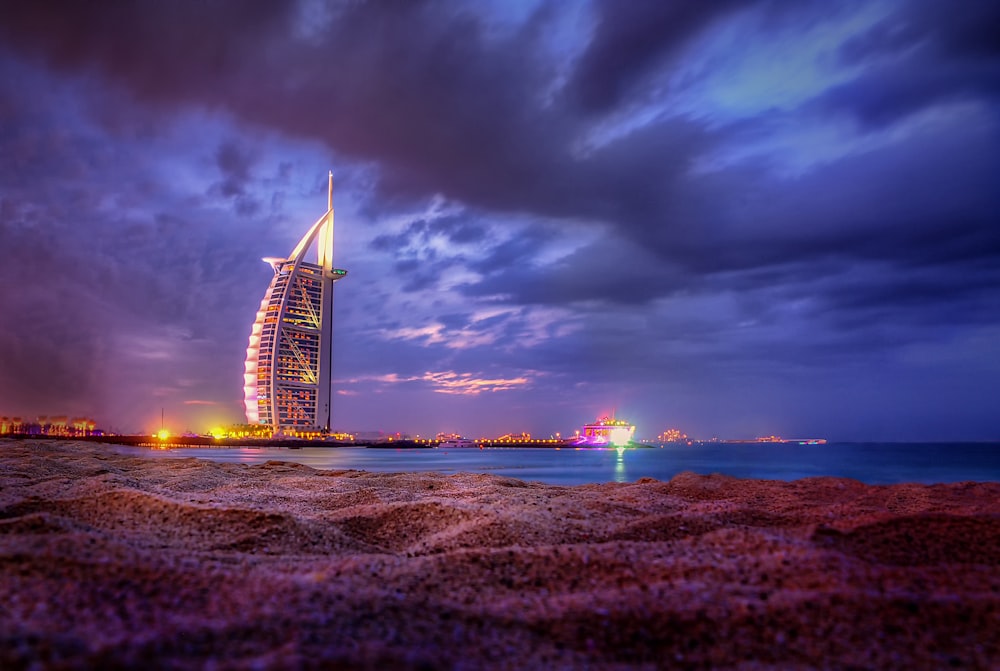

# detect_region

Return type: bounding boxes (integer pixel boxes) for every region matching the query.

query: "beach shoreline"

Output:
[2,440,997,669]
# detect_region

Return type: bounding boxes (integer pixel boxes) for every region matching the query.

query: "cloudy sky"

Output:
[0,0,997,440]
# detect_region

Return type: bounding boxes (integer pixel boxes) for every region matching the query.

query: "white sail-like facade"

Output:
[243,173,346,434]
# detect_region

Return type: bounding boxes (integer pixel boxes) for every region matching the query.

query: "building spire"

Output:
[317,171,334,270]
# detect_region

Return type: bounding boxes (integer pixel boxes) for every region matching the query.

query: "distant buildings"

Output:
[658,428,688,442]
[243,173,347,437]
[0,416,99,436]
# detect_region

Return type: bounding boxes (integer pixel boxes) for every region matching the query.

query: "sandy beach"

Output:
[1,440,997,669]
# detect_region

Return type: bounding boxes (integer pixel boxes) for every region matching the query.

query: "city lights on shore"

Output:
[0,410,821,446]
[0,416,99,437]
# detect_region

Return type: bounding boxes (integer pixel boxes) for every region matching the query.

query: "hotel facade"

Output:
[243,173,346,435]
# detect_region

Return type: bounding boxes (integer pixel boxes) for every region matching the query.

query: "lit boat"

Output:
[576,416,636,446]
[438,438,479,448]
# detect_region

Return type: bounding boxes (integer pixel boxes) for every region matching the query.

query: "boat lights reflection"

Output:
[614,446,627,483]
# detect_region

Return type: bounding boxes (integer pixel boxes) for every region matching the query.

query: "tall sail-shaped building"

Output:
[243,173,347,435]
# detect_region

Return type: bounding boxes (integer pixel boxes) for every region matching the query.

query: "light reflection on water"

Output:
[109,442,1000,486]
[614,446,627,483]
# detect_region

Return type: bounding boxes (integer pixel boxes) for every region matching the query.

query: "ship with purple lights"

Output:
[576,416,636,446]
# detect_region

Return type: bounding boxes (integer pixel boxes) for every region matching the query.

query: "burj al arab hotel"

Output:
[243,173,347,435]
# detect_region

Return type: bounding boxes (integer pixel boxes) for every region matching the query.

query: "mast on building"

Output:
[242,173,347,436]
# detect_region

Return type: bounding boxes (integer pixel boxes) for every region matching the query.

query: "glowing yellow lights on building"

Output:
[658,428,688,442]
[156,429,170,441]
[1,415,99,437]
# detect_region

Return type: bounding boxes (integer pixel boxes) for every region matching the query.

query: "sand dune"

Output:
[1,440,997,669]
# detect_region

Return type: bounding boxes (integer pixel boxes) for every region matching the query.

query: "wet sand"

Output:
[2,440,998,669]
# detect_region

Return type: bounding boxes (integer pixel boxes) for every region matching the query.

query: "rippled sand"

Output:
[1,440,998,669]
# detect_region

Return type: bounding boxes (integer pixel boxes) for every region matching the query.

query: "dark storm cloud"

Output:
[471,225,554,274]
[821,59,1000,129]
[369,214,485,292]
[827,0,1000,127]
[565,0,746,114]
[0,0,290,105]
[0,0,708,228]
[466,236,683,306]
[839,0,1000,64]
[215,142,254,198]
[395,257,443,293]
[430,217,488,245]
[1,0,994,255]
[466,104,999,318]
[371,216,487,253]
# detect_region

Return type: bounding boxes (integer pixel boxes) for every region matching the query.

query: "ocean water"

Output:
[109,442,1000,486]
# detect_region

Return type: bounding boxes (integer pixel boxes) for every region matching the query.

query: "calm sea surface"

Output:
[109,442,1000,486]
